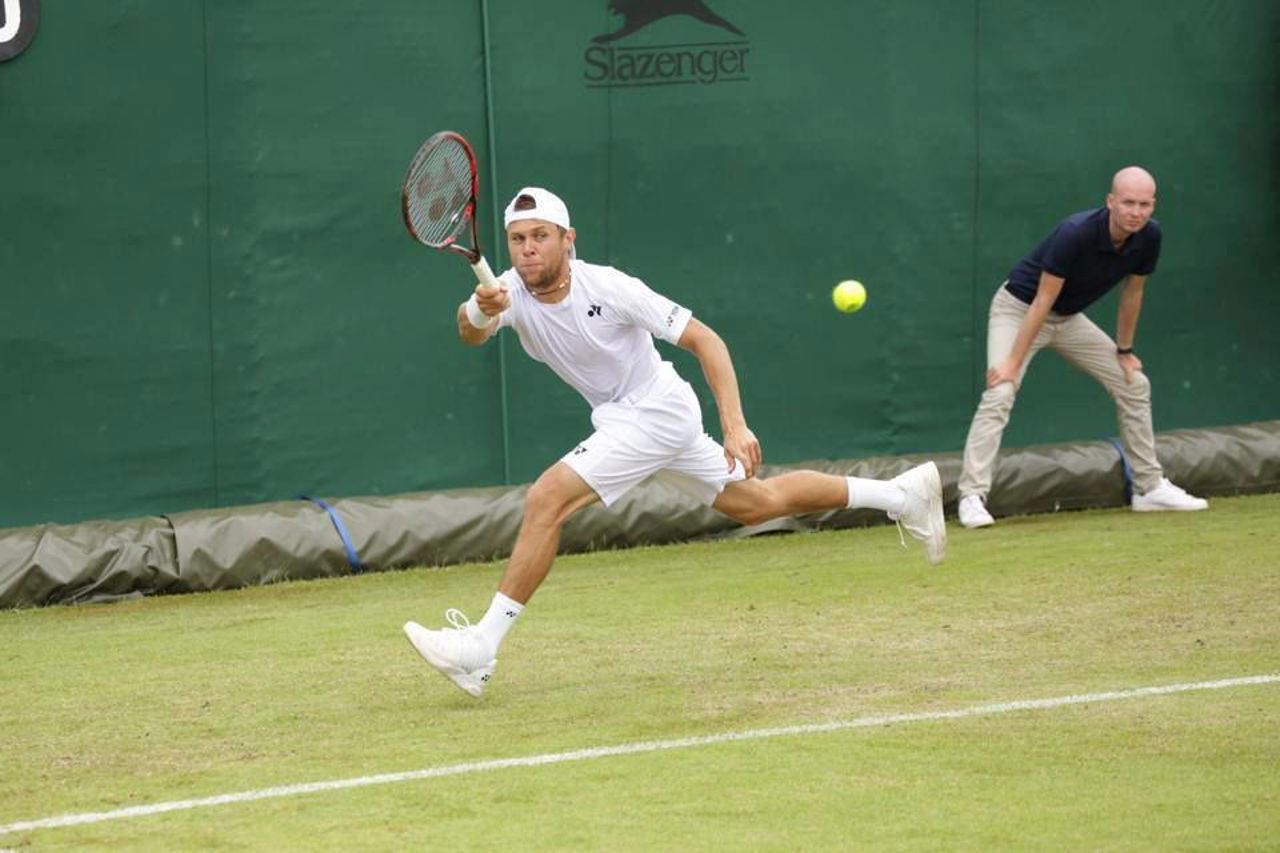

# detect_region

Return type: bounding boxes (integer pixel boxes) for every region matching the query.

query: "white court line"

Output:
[2,674,1276,837]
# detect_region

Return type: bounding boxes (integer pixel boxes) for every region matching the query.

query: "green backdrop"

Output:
[1,0,1277,528]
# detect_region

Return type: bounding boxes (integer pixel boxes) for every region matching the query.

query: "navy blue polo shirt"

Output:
[1005,207,1161,315]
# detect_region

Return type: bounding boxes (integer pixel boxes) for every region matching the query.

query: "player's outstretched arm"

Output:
[457,282,509,346]
[677,318,762,478]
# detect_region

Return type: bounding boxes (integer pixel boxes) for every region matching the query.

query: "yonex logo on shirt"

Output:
[504,261,683,409]
[572,445,588,455]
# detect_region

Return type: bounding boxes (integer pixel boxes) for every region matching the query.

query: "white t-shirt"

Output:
[494,259,693,409]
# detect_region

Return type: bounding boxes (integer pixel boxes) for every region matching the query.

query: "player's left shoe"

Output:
[403,610,496,698]
[1131,478,1208,512]
[888,461,947,565]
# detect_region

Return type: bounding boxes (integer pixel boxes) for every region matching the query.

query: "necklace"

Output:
[528,273,570,296]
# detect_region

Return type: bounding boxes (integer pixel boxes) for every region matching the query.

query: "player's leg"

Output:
[499,463,600,603]
[710,471,849,524]
[1053,313,1206,511]
[661,434,945,564]
[405,396,695,697]
[708,469,927,524]
[958,286,1049,527]
[710,467,944,565]
[405,459,602,698]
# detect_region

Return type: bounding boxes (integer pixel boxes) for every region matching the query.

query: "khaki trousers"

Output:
[958,286,1164,499]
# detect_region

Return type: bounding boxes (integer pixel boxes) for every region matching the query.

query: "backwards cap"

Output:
[503,187,571,230]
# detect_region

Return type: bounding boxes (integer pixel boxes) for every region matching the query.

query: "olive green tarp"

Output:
[3,421,1278,608]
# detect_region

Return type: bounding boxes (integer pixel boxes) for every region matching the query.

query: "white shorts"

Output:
[562,371,747,507]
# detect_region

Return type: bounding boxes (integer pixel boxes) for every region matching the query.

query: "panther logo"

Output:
[0,0,40,62]
[593,0,745,44]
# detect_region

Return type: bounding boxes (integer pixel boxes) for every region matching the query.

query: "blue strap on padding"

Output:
[300,495,364,573]
[1107,438,1134,504]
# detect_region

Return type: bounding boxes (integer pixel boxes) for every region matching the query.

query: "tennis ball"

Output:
[832,280,867,313]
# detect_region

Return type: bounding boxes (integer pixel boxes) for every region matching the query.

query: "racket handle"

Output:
[471,256,500,287]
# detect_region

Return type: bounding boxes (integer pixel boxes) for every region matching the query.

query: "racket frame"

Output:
[401,130,501,287]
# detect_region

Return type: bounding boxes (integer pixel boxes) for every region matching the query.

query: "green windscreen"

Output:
[1,1,1276,527]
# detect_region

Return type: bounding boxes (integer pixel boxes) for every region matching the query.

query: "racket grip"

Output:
[471,256,500,287]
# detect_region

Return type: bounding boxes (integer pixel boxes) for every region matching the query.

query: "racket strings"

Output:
[405,139,474,248]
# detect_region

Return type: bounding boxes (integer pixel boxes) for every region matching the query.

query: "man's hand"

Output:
[722,425,762,479]
[1117,351,1143,384]
[474,282,510,317]
[458,282,511,344]
[986,356,1022,389]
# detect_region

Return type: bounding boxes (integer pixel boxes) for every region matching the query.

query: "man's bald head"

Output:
[1111,166,1157,197]
[1106,166,1157,241]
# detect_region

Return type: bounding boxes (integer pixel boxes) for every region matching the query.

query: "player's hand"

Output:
[723,425,762,479]
[1117,351,1143,384]
[474,282,510,317]
[986,356,1022,389]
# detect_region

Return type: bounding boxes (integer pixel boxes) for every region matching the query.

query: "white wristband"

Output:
[464,294,494,329]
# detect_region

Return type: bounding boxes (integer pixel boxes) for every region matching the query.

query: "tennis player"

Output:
[405,187,946,697]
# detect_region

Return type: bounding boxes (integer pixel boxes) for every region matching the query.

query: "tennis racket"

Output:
[400,130,501,287]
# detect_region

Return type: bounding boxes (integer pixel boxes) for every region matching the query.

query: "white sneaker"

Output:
[888,461,947,565]
[958,494,995,529]
[1132,478,1208,512]
[403,609,496,698]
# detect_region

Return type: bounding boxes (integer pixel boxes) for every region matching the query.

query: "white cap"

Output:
[503,187,571,230]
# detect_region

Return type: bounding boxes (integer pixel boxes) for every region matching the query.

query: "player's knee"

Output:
[716,479,783,525]
[727,485,784,526]
[524,475,576,526]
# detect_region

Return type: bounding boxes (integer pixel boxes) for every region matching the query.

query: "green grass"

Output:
[1,494,1278,850]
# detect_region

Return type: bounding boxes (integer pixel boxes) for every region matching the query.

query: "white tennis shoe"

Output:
[1132,478,1208,512]
[403,610,497,698]
[958,494,995,529]
[888,461,947,565]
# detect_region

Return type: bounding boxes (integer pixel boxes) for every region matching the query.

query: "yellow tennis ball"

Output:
[832,280,867,313]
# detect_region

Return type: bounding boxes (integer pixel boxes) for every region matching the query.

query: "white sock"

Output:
[846,476,905,515]
[476,591,524,653]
